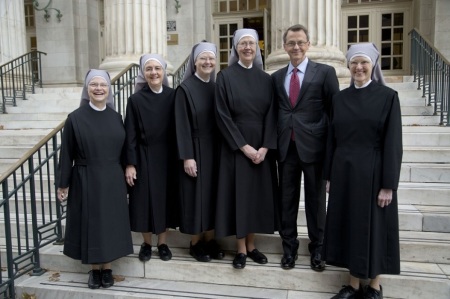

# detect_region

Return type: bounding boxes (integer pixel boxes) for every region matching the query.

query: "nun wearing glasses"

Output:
[214,28,278,269]
[323,43,403,299]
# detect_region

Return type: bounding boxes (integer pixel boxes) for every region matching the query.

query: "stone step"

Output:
[0,129,51,146]
[10,241,450,299]
[397,182,450,206]
[0,112,69,121]
[401,105,434,116]
[402,115,442,126]
[401,163,450,183]
[0,120,64,130]
[403,146,450,163]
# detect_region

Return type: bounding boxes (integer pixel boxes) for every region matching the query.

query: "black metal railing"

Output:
[410,28,450,126]
[0,50,46,114]
[170,55,190,89]
[0,63,139,299]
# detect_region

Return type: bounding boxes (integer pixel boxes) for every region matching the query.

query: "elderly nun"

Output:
[174,41,225,263]
[323,43,403,299]
[214,28,278,269]
[124,54,179,264]
[58,69,133,289]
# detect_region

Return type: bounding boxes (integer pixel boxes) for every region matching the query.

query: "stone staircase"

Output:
[1,77,450,299]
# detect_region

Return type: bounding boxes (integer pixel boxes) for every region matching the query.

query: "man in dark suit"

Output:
[271,24,339,271]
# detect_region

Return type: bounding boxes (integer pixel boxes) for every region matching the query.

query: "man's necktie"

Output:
[289,68,300,140]
[289,68,300,108]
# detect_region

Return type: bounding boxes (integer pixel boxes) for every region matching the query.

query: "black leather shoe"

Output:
[310,251,325,272]
[247,249,268,264]
[364,285,383,299]
[232,253,247,269]
[88,270,101,289]
[157,243,172,261]
[190,241,211,262]
[138,242,152,262]
[331,285,363,299]
[101,269,114,288]
[205,239,225,260]
[281,253,298,269]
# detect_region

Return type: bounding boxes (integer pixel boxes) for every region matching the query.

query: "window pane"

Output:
[394,28,403,41]
[394,13,404,26]
[359,15,369,28]
[381,57,391,70]
[393,42,403,55]
[382,14,392,27]
[359,30,369,42]
[249,0,257,10]
[348,30,357,43]
[219,1,227,12]
[393,57,403,70]
[219,25,227,36]
[381,43,391,56]
[259,0,267,9]
[230,0,237,11]
[382,28,391,41]
[230,23,238,33]
[239,0,247,11]
[220,51,228,62]
[220,38,228,49]
[348,16,357,29]
[348,0,358,3]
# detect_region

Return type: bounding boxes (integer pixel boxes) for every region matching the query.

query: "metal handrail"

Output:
[0,50,47,113]
[0,63,139,299]
[410,28,450,126]
[170,55,190,89]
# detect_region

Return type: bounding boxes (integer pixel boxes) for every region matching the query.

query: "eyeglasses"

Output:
[285,41,309,48]
[237,41,256,48]
[89,83,109,88]
[349,60,371,67]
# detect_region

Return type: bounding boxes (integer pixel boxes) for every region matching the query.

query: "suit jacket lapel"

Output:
[278,66,289,101]
[296,60,317,106]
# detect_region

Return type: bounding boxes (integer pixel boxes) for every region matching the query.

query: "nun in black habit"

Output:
[175,42,225,262]
[214,28,278,269]
[57,69,133,289]
[124,54,178,263]
[323,43,403,299]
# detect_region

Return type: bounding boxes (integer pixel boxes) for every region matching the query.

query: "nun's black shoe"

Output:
[205,239,225,260]
[138,243,152,262]
[247,249,268,264]
[232,253,247,269]
[331,285,363,299]
[88,270,101,289]
[101,269,114,288]
[364,285,383,299]
[157,243,172,261]
[190,241,211,262]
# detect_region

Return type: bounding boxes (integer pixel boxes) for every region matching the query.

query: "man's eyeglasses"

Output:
[285,41,309,48]
[89,83,109,88]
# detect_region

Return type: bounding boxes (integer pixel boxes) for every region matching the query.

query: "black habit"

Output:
[323,81,403,279]
[214,63,278,239]
[175,76,218,234]
[59,104,133,264]
[124,85,179,234]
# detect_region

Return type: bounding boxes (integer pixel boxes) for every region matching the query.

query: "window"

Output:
[215,0,267,13]
[24,3,35,28]
[381,13,404,70]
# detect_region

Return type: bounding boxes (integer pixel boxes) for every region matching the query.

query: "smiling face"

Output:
[236,36,257,67]
[88,77,109,106]
[144,60,164,89]
[195,51,216,79]
[349,56,373,87]
[283,29,310,67]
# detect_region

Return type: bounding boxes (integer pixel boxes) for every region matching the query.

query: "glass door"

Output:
[214,19,243,71]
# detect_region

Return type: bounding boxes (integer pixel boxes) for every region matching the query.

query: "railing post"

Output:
[2,179,16,298]
[52,133,65,244]
[28,157,45,276]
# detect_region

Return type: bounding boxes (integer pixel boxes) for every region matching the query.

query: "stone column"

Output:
[100,0,172,75]
[0,0,27,63]
[265,0,349,77]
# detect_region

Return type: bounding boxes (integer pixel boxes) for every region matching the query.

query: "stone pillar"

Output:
[265,0,349,77]
[0,0,27,63]
[100,0,172,75]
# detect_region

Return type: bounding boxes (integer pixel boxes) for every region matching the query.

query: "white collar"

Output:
[89,101,106,111]
[195,72,210,83]
[238,60,253,69]
[150,85,163,94]
[354,80,372,89]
